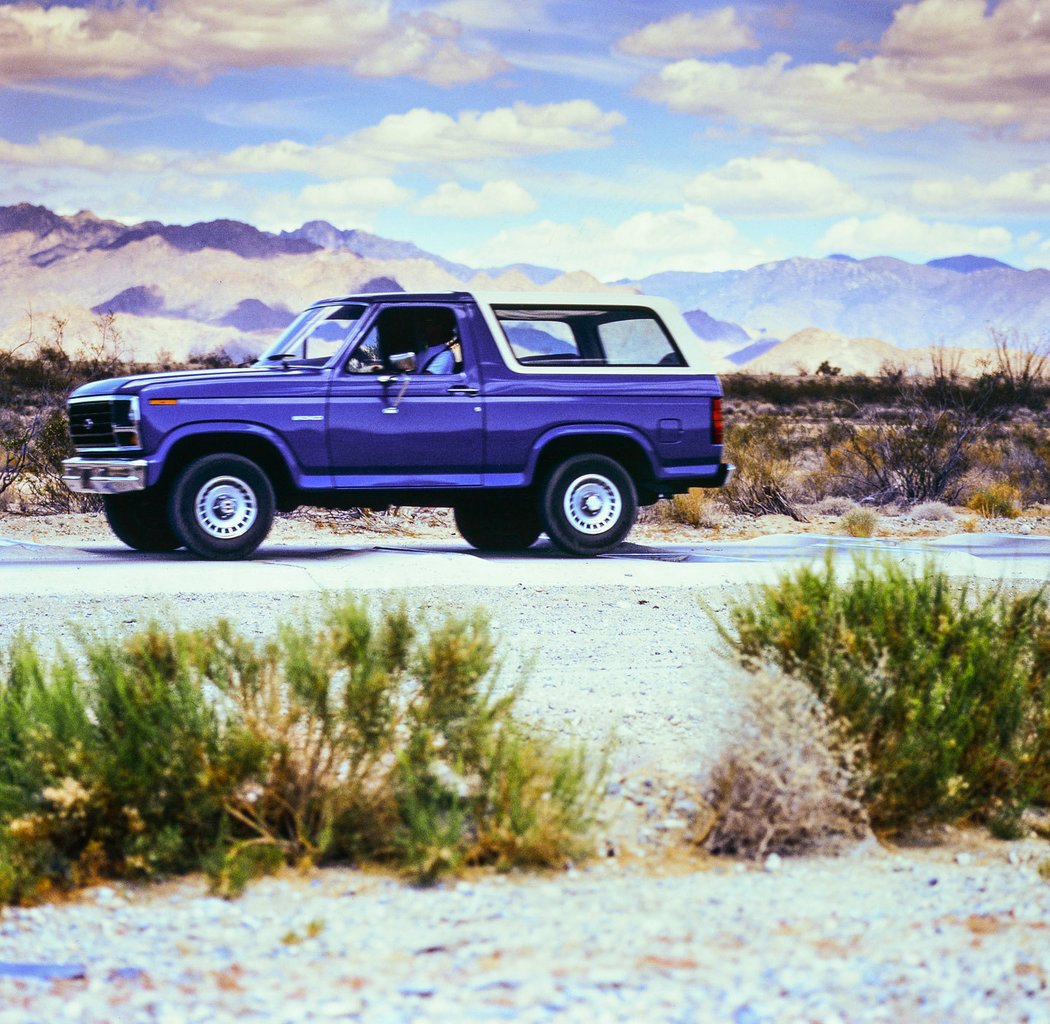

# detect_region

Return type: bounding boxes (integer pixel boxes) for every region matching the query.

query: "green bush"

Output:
[0,627,241,902]
[0,599,602,903]
[715,557,1050,834]
[965,482,1022,519]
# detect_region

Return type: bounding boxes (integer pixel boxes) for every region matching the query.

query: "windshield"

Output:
[256,304,367,366]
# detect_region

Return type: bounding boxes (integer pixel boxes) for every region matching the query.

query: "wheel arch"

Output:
[530,430,656,502]
[158,430,298,512]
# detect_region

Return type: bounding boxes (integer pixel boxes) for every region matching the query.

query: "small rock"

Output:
[955,853,973,867]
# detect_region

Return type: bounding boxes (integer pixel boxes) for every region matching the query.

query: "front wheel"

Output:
[169,454,275,560]
[454,495,542,551]
[103,490,181,552]
[540,454,637,556]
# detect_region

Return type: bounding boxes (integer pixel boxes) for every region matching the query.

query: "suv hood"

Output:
[70,365,321,399]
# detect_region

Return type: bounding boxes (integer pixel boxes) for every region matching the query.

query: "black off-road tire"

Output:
[540,454,638,556]
[169,454,275,560]
[454,495,543,551]
[103,490,182,552]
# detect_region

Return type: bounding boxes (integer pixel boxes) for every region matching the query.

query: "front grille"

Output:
[68,397,138,450]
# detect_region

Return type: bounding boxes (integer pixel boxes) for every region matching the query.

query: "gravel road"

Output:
[2,548,1050,1022]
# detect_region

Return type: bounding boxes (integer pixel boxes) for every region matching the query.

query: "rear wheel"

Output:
[169,454,275,560]
[540,454,637,556]
[103,490,181,552]
[454,495,542,551]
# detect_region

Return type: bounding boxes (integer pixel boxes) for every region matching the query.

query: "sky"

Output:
[2,0,1050,280]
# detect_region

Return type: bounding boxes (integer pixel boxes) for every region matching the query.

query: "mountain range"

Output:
[1,203,1046,371]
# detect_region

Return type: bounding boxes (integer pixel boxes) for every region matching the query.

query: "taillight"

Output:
[711,397,724,446]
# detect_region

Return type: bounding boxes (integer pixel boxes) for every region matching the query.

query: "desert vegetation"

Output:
[0,312,234,514]
[665,338,1050,529]
[5,562,1050,902]
[714,557,1050,843]
[0,598,602,903]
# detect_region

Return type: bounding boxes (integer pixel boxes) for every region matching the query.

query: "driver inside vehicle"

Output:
[414,315,457,374]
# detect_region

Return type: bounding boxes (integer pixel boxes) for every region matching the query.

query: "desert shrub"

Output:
[716,557,1050,833]
[821,413,976,506]
[840,508,878,538]
[0,313,144,513]
[811,496,856,516]
[721,416,806,521]
[1010,426,1050,504]
[666,488,722,529]
[911,501,956,522]
[0,600,602,903]
[819,359,1008,505]
[0,627,241,903]
[988,327,1050,404]
[965,482,1022,519]
[699,671,867,859]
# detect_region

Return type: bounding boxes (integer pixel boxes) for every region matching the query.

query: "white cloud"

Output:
[416,180,536,217]
[617,8,757,59]
[0,0,505,85]
[0,134,165,174]
[684,156,867,216]
[817,213,1014,261]
[912,166,1050,214]
[457,204,770,280]
[637,0,1050,141]
[203,100,625,177]
[356,100,625,163]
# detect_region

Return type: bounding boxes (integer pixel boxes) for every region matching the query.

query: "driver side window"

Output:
[344,305,461,375]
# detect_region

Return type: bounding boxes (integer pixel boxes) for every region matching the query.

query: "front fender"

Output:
[147,421,321,489]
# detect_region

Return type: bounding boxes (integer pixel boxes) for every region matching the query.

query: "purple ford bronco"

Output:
[62,291,732,559]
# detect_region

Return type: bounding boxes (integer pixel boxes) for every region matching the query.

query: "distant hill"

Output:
[744,327,1004,377]
[0,204,621,362]
[926,255,1016,274]
[284,220,564,286]
[625,255,1050,349]
[683,308,749,344]
[5,203,1047,369]
[285,221,471,277]
[105,219,319,259]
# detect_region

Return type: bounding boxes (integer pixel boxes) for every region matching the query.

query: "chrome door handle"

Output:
[446,384,479,396]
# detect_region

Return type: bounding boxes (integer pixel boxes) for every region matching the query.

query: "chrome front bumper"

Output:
[62,458,148,494]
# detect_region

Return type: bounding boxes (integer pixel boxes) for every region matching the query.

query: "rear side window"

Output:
[494,306,683,368]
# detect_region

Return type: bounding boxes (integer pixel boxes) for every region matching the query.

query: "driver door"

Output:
[326,303,484,488]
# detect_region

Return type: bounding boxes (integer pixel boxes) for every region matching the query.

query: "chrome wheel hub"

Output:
[563,473,621,535]
[194,476,257,539]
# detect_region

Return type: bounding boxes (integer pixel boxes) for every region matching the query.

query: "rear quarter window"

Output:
[494,306,683,368]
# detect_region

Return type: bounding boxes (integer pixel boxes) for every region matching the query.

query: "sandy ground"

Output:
[2,501,1049,548]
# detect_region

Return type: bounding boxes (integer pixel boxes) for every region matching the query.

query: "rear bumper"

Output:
[658,462,735,491]
[62,457,148,494]
[715,462,735,486]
